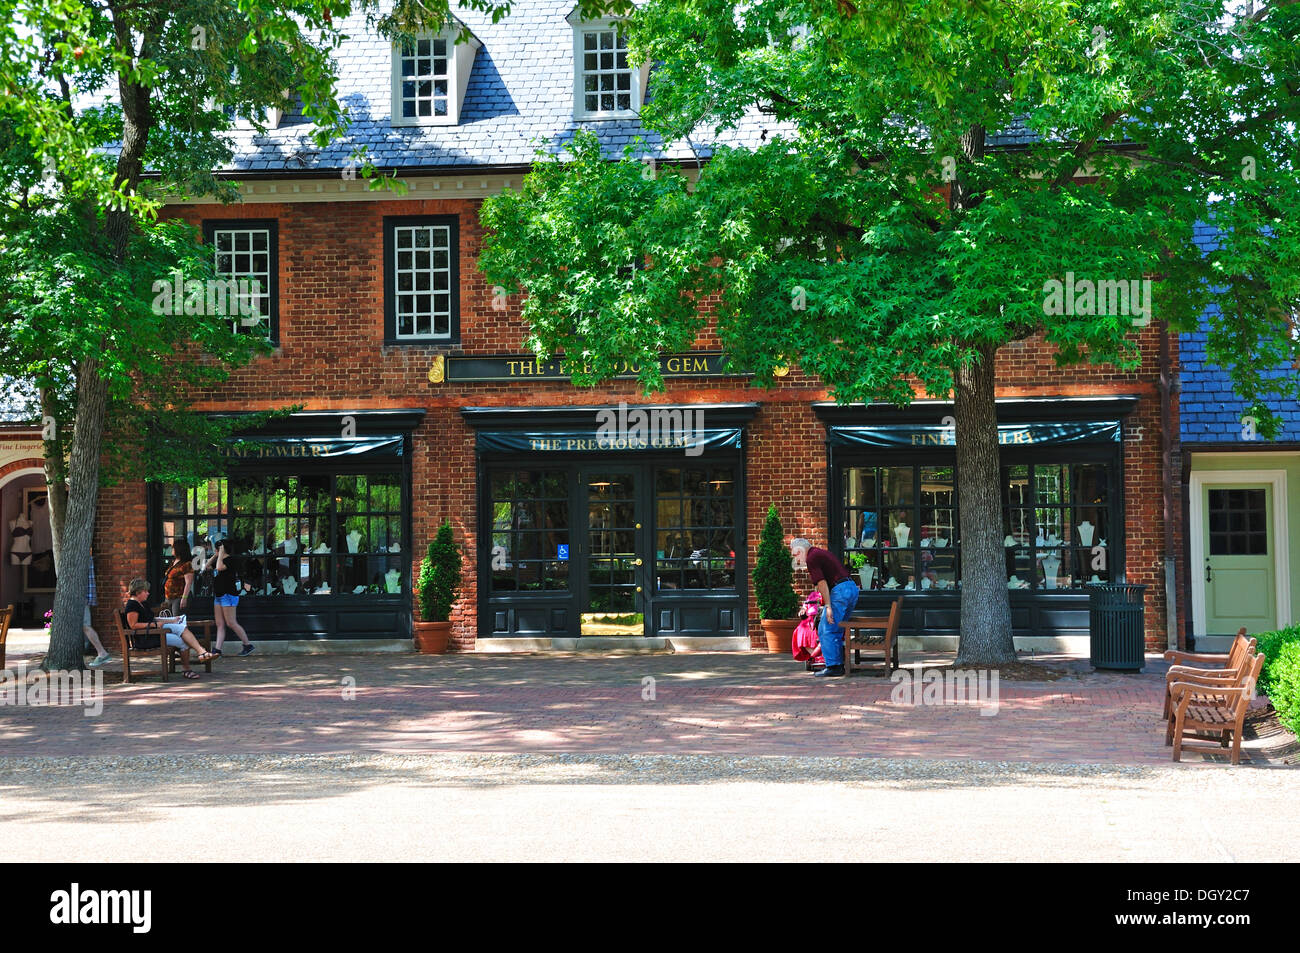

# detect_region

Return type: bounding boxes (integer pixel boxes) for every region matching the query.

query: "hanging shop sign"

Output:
[428,352,742,384]
[828,420,1122,449]
[0,433,43,470]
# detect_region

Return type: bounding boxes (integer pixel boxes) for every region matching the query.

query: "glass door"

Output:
[581,468,646,636]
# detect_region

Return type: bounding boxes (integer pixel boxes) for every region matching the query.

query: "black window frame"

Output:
[383,214,460,346]
[832,444,1123,594]
[201,218,281,346]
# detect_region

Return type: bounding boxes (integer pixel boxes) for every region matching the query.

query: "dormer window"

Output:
[569,14,648,120]
[391,22,480,127]
[398,36,450,120]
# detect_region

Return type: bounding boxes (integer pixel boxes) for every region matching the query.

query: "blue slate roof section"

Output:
[217,0,788,173]
[1180,221,1300,443]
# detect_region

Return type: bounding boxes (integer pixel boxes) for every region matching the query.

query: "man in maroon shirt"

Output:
[790,538,859,677]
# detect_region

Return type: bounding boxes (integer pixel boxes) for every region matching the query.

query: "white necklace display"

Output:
[1003,534,1016,547]
[1041,554,1062,589]
[346,531,363,554]
[883,576,900,589]
[282,577,298,594]
[283,538,298,554]
[384,569,401,593]
[389,542,399,553]
[893,522,910,548]
[313,543,330,554]
[1077,521,1095,547]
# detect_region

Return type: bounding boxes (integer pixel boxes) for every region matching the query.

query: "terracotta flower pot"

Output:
[759,619,798,654]
[414,621,452,655]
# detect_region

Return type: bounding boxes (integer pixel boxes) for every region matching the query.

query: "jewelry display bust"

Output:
[384,569,401,594]
[346,531,363,554]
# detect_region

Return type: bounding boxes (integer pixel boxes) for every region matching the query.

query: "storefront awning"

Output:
[476,428,744,454]
[223,435,405,460]
[828,420,1122,449]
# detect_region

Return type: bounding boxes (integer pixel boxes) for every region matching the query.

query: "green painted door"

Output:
[1203,484,1276,636]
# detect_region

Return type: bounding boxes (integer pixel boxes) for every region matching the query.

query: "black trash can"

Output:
[1087,584,1147,671]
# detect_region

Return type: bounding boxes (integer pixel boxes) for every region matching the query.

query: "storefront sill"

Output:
[472,636,752,653]
[244,639,415,654]
[897,635,1091,654]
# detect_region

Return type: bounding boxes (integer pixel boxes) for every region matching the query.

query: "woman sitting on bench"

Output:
[123,577,216,679]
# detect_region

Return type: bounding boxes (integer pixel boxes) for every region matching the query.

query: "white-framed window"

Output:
[203,220,278,342]
[391,25,480,127]
[571,17,645,120]
[384,215,458,343]
[395,35,451,122]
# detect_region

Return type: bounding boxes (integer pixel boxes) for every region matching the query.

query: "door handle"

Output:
[636,586,642,593]
[633,558,643,566]
[1205,561,1212,583]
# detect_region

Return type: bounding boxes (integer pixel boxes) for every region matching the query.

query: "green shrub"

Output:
[1254,624,1300,738]
[417,520,462,622]
[752,504,798,620]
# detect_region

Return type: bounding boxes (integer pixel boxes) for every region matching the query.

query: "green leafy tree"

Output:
[480,0,1299,664]
[418,519,463,622]
[0,0,546,670]
[752,503,798,620]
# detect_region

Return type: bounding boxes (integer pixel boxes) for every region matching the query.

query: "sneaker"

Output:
[239,643,256,657]
[88,653,112,668]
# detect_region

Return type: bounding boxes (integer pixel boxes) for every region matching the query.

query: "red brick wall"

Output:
[96,195,1179,651]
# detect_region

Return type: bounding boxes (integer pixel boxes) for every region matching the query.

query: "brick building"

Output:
[77,2,1177,652]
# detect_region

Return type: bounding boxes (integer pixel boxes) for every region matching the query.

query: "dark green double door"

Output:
[483,459,745,641]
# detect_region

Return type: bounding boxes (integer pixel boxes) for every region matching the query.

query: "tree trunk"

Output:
[39,386,68,572]
[44,360,109,672]
[953,341,1017,665]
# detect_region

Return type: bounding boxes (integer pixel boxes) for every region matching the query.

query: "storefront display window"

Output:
[840,459,1114,592]
[655,466,737,591]
[489,469,570,593]
[160,472,405,596]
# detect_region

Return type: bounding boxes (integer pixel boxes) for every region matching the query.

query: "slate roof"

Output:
[217,0,787,173]
[1179,220,1300,444]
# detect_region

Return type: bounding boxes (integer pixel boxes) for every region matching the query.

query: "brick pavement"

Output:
[0,647,1278,765]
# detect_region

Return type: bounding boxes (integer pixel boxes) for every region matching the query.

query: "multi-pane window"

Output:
[1208,489,1268,555]
[840,460,1114,593]
[385,216,457,342]
[397,36,450,120]
[579,26,633,114]
[655,466,737,591]
[208,223,276,341]
[490,470,571,593]
[842,466,959,593]
[1001,463,1111,589]
[159,473,404,597]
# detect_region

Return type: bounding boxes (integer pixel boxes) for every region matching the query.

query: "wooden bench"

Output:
[113,610,213,684]
[1161,628,1255,720]
[0,603,11,672]
[845,597,904,675]
[1167,651,1264,765]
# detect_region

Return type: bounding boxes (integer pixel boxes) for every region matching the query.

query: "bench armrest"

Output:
[1168,680,1249,702]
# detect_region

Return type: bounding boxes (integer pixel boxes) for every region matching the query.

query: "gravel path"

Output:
[1,752,1294,862]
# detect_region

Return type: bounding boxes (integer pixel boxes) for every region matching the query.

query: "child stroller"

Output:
[792,589,825,671]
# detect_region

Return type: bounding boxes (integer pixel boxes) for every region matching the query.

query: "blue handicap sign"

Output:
[557,544,569,561]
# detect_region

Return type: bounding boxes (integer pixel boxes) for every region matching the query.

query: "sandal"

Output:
[182,670,200,680]
[196,652,217,662]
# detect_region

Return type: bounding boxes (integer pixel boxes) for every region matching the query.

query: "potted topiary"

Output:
[415,519,462,654]
[753,503,799,653]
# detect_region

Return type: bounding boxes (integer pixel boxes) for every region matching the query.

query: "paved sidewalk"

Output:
[0,644,1280,765]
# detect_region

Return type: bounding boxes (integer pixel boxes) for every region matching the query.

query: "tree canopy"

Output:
[481,0,1299,661]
